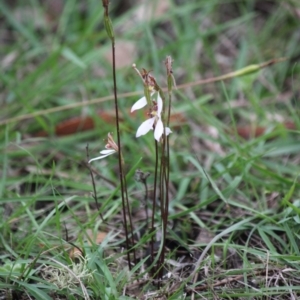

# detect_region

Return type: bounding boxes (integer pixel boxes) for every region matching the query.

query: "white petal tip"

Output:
[131,96,147,112]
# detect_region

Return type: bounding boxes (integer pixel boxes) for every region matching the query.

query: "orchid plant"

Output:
[88,51,176,279]
[130,61,175,278]
[89,0,176,276]
[131,92,172,141]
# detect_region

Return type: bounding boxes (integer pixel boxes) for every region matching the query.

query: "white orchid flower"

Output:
[132,93,172,142]
[88,149,116,163]
[88,133,118,163]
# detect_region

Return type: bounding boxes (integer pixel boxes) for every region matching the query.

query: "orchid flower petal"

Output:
[88,149,116,163]
[136,117,155,137]
[165,127,172,136]
[156,94,163,116]
[154,118,164,141]
[88,150,116,163]
[131,96,147,112]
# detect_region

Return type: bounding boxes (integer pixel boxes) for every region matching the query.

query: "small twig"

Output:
[175,57,288,90]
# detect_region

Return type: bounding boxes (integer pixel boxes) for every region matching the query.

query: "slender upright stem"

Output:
[123,173,137,264]
[151,140,159,266]
[111,43,133,269]
[102,0,136,268]
[157,56,173,278]
[86,146,104,222]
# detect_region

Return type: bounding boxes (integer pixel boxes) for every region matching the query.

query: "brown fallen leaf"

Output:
[69,230,108,260]
[33,108,296,141]
[34,109,186,137]
[236,121,296,139]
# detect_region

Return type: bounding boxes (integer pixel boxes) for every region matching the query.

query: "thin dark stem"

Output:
[164,60,172,239]
[159,146,165,219]
[161,137,170,272]
[143,180,149,230]
[163,91,172,254]
[86,144,104,222]
[158,138,168,279]
[111,41,133,269]
[157,60,173,279]
[151,140,159,266]
[165,137,170,223]
[102,0,135,268]
[123,173,137,265]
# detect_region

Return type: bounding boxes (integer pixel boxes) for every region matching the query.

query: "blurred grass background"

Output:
[1,0,300,299]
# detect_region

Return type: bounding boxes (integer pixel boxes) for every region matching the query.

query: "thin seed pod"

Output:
[103,16,114,40]
[165,56,176,91]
